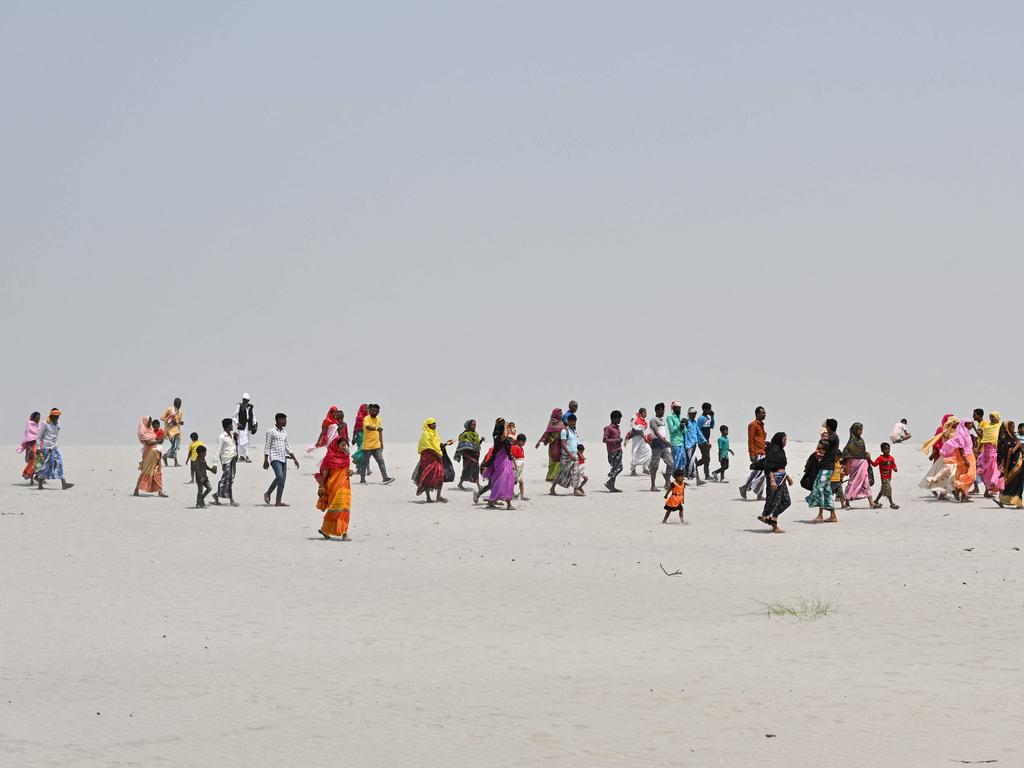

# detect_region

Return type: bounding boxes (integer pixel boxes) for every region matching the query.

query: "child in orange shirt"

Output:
[663,469,686,523]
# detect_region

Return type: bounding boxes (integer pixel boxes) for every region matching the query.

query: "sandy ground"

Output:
[1,439,1021,767]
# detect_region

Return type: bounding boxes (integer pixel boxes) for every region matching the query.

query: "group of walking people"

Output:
[17,409,74,491]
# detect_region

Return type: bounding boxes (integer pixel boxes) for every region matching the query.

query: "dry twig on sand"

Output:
[659,563,682,577]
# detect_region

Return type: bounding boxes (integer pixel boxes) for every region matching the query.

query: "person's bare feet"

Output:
[158,492,168,498]
[573,490,585,497]
[826,513,838,522]
[438,496,448,503]
[771,525,785,533]
[341,534,350,541]
[132,489,140,497]
[275,502,289,507]
[319,529,331,539]
[230,501,239,507]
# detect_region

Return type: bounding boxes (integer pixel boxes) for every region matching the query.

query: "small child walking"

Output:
[193,445,218,508]
[185,432,203,484]
[577,444,589,493]
[830,455,848,510]
[663,469,686,523]
[512,433,528,500]
[871,442,899,509]
[711,425,734,481]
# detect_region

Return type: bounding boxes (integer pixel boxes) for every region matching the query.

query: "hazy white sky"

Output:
[2,1,1021,447]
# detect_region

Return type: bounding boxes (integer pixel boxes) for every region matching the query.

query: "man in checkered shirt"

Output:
[263,412,300,506]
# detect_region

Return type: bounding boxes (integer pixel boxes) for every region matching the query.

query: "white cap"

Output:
[242,393,250,400]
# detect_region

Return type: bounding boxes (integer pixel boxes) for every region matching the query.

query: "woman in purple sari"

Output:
[482,418,516,510]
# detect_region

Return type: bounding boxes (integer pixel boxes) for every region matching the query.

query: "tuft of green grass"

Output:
[754,596,837,621]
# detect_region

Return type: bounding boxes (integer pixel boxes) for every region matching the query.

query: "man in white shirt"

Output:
[891,419,911,444]
[212,418,239,507]
[263,413,300,506]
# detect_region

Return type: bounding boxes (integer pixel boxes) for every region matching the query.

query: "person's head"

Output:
[369,404,380,416]
[771,431,787,448]
[335,409,344,422]
[173,397,182,408]
[610,410,622,425]
[189,431,199,441]
[568,400,578,413]
[900,418,908,425]
[720,425,729,435]
[466,419,477,432]
[426,419,437,431]
[673,468,686,482]
[638,407,647,418]
[516,433,527,445]
[702,402,712,414]
[851,422,864,437]
[815,439,827,456]
[566,414,578,429]
[196,445,207,458]
[687,407,698,420]
[151,418,161,430]
[880,442,891,455]
[29,411,40,423]
[577,443,585,454]
[241,393,250,404]
[671,400,682,415]
[221,417,233,432]
[825,418,838,434]
[989,411,1001,425]
[654,402,665,417]
[275,413,287,428]
[492,418,506,439]
[1015,421,1023,435]
[755,406,766,421]
[49,408,61,423]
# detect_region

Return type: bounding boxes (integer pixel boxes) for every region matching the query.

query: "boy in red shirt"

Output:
[511,433,528,500]
[871,442,899,509]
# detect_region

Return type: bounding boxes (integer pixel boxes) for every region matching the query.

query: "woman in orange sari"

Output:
[317,425,353,540]
[133,416,167,497]
[939,418,977,503]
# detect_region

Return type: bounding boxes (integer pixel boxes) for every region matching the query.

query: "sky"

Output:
[1,1,1022,447]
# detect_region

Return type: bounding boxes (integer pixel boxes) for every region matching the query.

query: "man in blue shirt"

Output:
[696,402,716,481]
[684,407,708,485]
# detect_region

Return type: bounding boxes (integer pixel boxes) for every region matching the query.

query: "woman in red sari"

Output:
[134,416,167,497]
[317,424,353,540]
[17,411,41,482]
[415,418,453,503]
[305,405,341,456]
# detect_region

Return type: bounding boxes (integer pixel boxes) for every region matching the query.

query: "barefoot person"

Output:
[871,442,900,509]
[738,406,767,501]
[305,406,340,458]
[626,408,652,476]
[648,403,673,491]
[34,409,73,490]
[758,432,792,533]
[537,408,564,483]
[317,430,354,540]
[481,418,516,510]
[602,410,624,492]
[976,411,1005,498]
[234,394,257,463]
[17,411,41,483]
[133,416,167,498]
[996,420,1023,509]
[455,419,484,492]
[919,414,957,499]
[551,413,583,496]
[891,418,912,444]
[263,413,300,506]
[414,418,453,503]
[842,422,881,509]
[807,418,840,522]
[211,418,239,507]
[939,417,977,503]
[662,469,686,524]
[161,397,184,467]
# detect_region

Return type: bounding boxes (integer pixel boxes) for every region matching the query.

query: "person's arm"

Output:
[286,438,300,468]
[891,458,898,473]
[263,432,272,469]
[729,448,735,456]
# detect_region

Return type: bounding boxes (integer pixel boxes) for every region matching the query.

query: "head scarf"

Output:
[315,433,351,485]
[456,420,482,455]
[543,409,563,438]
[940,419,972,457]
[981,412,1002,444]
[137,416,156,444]
[20,417,41,448]
[322,406,339,430]
[764,432,788,472]
[841,422,867,460]
[633,410,649,430]
[491,418,512,458]
[417,418,442,456]
[354,404,368,434]
[997,420,1021,463]
[922,414,955,456]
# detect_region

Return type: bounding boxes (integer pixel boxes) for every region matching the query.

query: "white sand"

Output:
[2,441,1021,767]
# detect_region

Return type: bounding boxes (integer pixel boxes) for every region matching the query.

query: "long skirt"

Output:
[555,453,580,489]
[21,442,37,480]
[36,447,63,480]
[844,458,871,500]
[351,430,365,466]
[416,450,444,495]
[805,468,834,509]
[460,450,480,483]
[546,459,560,482]
[629,436,652,471]
[920,456,955,494]
[952,451,977,493]
[998,451,1024,508]
[485,449,516,501]
[763,472,791,519]
[976,444,1004,492]
[137,446,163,493]
[318,468,352,536]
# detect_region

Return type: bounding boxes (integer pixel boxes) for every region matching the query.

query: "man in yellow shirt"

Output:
[358,403,394,485]
[161,397,184,467]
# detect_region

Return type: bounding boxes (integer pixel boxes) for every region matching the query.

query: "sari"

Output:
[136,416,163,493]
[306,406,340,455]
[317,435,352,536]
[483,433,516,502]
[455,421,482,483]
[976,412,1004,492]
[919,414,956,494]
[352,404,368,466]
[997,422,1023,508]
[940,421,977,493]
[841,423,871,501]
[18,418,41,480]
[627,412,652,472]
[540,408,564,482]
[761,435,790,519]
[415,419,445,494]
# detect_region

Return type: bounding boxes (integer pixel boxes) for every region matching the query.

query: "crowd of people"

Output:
[14,397,1024,539]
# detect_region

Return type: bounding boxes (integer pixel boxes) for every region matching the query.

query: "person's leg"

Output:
[271,460,287,504]
[357,451,370,482]
[699,443,711,479]
[372,449,392,482]
[227,458,237,504]
[649,452,661,490]
[237,430,249,461]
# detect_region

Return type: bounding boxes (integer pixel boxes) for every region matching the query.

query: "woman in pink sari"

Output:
[841,422,880,508]
[940,418,977,503]
[976,411,1005,496]
[17,411,41,482]
[133,416,167,497]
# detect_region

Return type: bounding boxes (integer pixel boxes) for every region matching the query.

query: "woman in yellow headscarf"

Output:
[414,418,453,502]
[976,411,1005,497]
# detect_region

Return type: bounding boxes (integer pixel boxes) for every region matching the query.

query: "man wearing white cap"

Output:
[234,394,257,463]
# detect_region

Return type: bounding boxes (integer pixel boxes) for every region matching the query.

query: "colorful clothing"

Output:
[806,468,834,509]
[540,409,564,482]
[997,422,1023,508]
[483,441,516,502]
[763,470,791,519]
[455,421,482,483]
[317,434,352,536]
[416,449,445,495]
[664,479,685,512]
[627,413,652,471]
